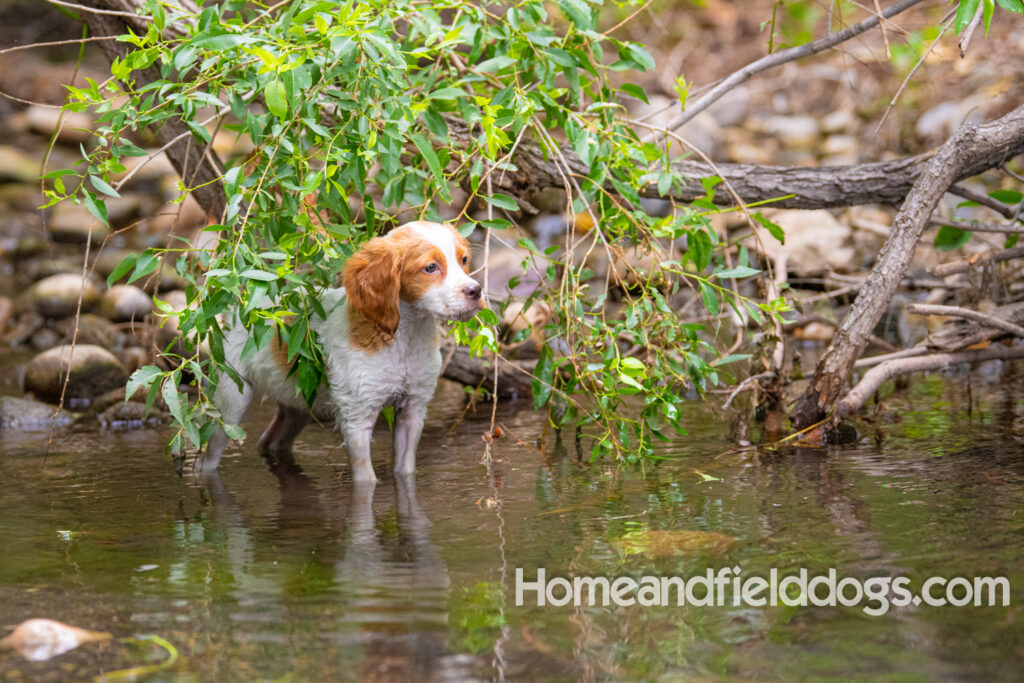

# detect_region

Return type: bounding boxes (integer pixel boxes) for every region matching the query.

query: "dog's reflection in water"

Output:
[198,458,486,681]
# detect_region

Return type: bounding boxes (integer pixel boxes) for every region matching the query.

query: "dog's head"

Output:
[342,221,483,340]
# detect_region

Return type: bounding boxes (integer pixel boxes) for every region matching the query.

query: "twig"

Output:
[853,346,929,369]
[931,245,1024,276]
[646,0,926,139]
[0,36,117,55]
[872,0,891,58]
[929,217,1024,234]
[904,303,1024,338]
[45,0,153,20]
[957,0,985,58]
[949,183,1017,218]
[838,344,1024,418]
[875,14,952,133]
[723,372,775,409]
[114,108,228,191]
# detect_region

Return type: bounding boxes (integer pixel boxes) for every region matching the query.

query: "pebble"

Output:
[0,145,40,183]
[758,115,820,146]
[24,105,94,145]
[0,396,77,430]
[48,203,110,245]
[22,273,100,318]
[23,344,128,405]
[100,285,152,322]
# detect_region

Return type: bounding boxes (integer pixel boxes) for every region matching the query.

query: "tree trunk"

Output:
[792,104,1024,430]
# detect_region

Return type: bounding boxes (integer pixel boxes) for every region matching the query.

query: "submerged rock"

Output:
[22,273,100,318]
[53,313,126,349]
[0,396,77,430]
[100,284,152,322]
[23,344,128,405]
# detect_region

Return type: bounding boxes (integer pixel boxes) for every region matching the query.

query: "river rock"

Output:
[24,105,94,145]
[100,285,152,322]
[0,296,12,335]
[0,184,43,213]
[756,115,820,147]
[53,313,125,349]
[21,258,82,284]
[29,327,61,350]
[0,396,77,430]
[0,145,39,183]
[753,209,855,277]
[24,344,128,405]
[23,273,100,318]
[48,203,109,245]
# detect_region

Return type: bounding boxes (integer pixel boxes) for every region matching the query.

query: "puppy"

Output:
[203,221,483,481]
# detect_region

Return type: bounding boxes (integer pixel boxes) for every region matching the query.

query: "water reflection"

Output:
[195,460,485,681]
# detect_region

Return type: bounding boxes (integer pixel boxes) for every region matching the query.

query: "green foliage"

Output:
[52,0,789,463]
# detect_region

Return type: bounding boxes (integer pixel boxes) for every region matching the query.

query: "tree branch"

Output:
[838,344,1024,419]
[793,103,1024,429]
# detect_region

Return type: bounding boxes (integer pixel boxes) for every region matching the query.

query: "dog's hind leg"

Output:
[259,403,311,459]
[200,373,254,471]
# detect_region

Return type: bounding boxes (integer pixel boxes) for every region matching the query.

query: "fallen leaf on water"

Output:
[0,618,111,661]
[611,529,737,557]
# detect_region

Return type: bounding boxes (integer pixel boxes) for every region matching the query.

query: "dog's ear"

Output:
[343,237,401,336]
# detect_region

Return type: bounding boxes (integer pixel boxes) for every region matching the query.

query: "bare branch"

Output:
[905,303,1024,338]
[648,0,927,139]
[931,245,1024,276]
[929,217,1024,234]
[957,0,985,58]
[838,344,1024,418]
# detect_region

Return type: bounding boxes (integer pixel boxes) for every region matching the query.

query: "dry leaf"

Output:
[611,529,737,557]
[0,618,111,661]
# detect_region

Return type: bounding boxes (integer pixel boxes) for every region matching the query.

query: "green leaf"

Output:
[240,268,278,281]
[482,193,518,211]
[162,378,186,428]
[411,134,449,200]
[753,211,785,244]
[126,365,162,402]
[955,0,982,32]
[428,87,467,100]
[532,345,555,410]
[476,55,516,73]
[996,0,1024,14]
[265,77,289,118]
[128,250,159,284]
[107,252,137,287]
[89,174,120,198]
[714,265,761,279]
[82,192,109,227]
[935,225,972,251]
[620,83,649,104]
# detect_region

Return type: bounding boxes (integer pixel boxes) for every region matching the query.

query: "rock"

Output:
[756,115,820,146]
[53,313,126,349]
[821,108,854,135]
[0,145,39,183]
[100,285,152,322]
[484,248,543,300]
[794,321,834,342]
[0,396,77,430]
[821,135,858,158]
[705,86,750,129]
[0,184,43,213]
[24,106,94,145]
[23,344,128,405]
[501,300,552,355]
[0,296,12,335]
[22,273,100,318]
[99,400,161,429]
[752,209,854,277]
[0,311,43,346]
[630,96,723,157]
[48,203,110,245]
[29,327,61,350]
[914,97,988,144]
[116,346,150,374]
[14,236,48,258]
[20,258,83,284]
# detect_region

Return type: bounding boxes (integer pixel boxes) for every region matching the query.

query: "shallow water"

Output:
[0,365,1022,681]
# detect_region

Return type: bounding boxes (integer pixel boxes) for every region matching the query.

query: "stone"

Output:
[821,108,854,135]
[22,273,100,318]
[0,296,12,335]
[20,258,82,284]
[0,145,39,183]
[821,135,859,158]
[24,106,94,145]
[53,314,126,350]
[29,327,61,350]
[753,209,855,277]
[0,396,77,430]
[100,285,152,322]
[915,97,988,144]
[757,115,820,146]
[23,344,128,405]
[0,184,43,213]
[47,203,109,245]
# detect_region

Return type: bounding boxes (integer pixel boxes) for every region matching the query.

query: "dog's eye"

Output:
[424,263,439,273]
[461,255,468,265]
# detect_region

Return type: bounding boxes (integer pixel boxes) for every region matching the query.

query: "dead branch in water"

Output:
[905,303,1024,338]
[838,344,1024,419]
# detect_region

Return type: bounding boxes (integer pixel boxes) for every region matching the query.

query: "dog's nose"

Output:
[463,282,482,300]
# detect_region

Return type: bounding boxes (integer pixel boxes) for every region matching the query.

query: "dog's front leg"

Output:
[393,401,427,476]
[341,418,378,483]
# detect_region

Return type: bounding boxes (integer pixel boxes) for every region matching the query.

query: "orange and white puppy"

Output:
[203,221,483,481]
